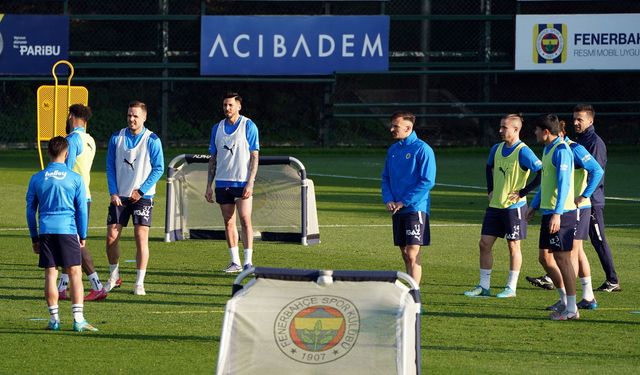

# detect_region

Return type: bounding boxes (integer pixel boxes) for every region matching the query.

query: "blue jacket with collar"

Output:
[382,131,436,214]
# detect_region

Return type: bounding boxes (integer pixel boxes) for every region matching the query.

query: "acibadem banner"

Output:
[0,14,69,75]
[200,16,389,75]
[515,13,640,70]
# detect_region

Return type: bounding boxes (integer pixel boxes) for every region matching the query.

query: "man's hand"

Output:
[205,186,214,203]
[575,196,587,207]
[79,239,86,248]
[549,213,561,234]
[110,194,123,207]
[130,189,142,203]
[32,242,40,254]
[386,201,404,214]
[507,191,520,204]
[242,181,254,199]
[487,191,493,202]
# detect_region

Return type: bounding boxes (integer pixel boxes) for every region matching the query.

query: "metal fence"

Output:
[1,0,639,147]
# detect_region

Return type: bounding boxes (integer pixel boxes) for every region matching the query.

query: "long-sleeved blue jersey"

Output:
[382,131,436,214]
[566,136,604,205]
[106,127,164,198]
[26,162,88,240]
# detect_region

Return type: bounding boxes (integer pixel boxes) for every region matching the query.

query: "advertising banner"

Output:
[515,14,640,70]
[200,16,389,75]
[0,14,69,75]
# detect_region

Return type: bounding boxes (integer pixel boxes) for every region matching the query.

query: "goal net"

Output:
[164,154,320,245]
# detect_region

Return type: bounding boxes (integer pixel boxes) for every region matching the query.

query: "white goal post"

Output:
[164,154,320,246]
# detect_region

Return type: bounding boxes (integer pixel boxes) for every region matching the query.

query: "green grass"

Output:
[1,147,639,374]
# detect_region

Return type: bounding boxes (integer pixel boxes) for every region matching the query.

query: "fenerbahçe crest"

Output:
[533,23,567,64]
[274,295,360,364]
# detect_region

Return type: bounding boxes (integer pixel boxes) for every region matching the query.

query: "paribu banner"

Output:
[515,14,640,70]
[0,14,69,75]
[200,16,389,75]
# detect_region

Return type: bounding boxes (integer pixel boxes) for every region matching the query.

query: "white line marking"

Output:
[148,310,224,315]
[308,173,640,201]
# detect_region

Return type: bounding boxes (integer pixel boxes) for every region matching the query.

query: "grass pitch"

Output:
[0,147,638,374]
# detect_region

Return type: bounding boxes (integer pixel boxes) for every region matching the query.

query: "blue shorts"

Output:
[539,211,577,252]
[107,197,153,227]
[392,211,430,247]
[215,187,245,205]
[574,207,591,240]
[481,205,528,241]
[38,234,81,269]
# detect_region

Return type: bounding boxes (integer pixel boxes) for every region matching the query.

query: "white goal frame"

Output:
[164,154,320,246]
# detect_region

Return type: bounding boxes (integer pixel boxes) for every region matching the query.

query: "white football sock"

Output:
[109,263,120,280]
[557,287,567,306]
[507,271,520,291]
[48,305,60,324]
[58,273,69,292]
[479,268,491,290]
[581,276,595,301]
[72,304,84,323]
[243,248,253,266]
[229,247,240,265]
[566,295,577,314]
[87,272,103,291]
[136,269,146,286]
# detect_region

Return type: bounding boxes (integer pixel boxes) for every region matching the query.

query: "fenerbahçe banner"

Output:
[0,14,69,75]
[515,14,640,70]
[216,277,419,374]
[200,16,389,75]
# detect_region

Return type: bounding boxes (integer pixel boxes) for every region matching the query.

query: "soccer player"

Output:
[526,114,578,320]
[526,122,604,310]
[205,92,260,273]
[381,110,436,285]
[574,104,621,292]
[56,104,108,302]
[26,136,98,332]
[464,114,541,298]
[104,101,164,295]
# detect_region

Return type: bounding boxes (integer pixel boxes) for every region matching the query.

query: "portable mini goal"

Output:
[164,154,320,245]
[216,267,422,374]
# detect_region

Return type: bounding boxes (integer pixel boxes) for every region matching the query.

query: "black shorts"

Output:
[107,197,153,227]
[38,234,81,269]
[539,211,577,252]
[392,211,430,247]
[574,207,591,240]
[481,205,528,241]
[215,187,245,205]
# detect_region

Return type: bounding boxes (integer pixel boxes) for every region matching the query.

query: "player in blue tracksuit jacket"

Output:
[574,103,620,292]
[26,136,97,332]
[382,111,436,285]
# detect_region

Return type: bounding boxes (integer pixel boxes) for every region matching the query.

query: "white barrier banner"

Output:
[515,14,640,70]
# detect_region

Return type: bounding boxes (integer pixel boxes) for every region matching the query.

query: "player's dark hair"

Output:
[68,104,92,122]
[224,92,242,103]
[573,103,595,118]
[48,136,68,158]
[390,110,416,125]
[129,100,147,113]
[559,120,567,135]
[535,114,562,135]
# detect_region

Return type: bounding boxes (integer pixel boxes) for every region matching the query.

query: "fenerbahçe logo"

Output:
[274,295,360,364]
[533,23,567,64]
